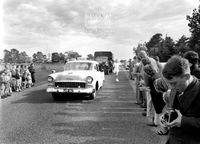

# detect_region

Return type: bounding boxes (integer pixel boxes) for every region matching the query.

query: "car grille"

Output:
[55,82,86,88]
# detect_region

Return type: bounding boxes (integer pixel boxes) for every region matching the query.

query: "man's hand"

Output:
[167,110,182,128]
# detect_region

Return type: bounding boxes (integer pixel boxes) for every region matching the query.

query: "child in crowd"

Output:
[26,73,32,88]
[0,72,6,98]
[4,65,12,96]
[23,66,31,88]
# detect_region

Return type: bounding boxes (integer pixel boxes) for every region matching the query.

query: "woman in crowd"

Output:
[140,58,153,118]
[138,51,166,127]
[133,56,144,105]
[0,72,6,98]
[23,65,31,88]
[4,64,12,96]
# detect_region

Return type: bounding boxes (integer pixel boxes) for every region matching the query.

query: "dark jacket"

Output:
[167,77,200,144]
[28,65,35,74]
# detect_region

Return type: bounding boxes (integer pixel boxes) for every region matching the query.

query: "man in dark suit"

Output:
[162,55,200,144]
[28,63,36,85]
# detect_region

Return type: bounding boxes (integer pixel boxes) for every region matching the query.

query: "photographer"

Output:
[162,55,200,144]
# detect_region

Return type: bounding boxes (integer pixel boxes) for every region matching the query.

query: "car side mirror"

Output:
[52,70,56,73]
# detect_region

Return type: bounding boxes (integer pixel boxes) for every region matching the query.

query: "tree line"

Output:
[134,4,200,62]
[3,49,94,64]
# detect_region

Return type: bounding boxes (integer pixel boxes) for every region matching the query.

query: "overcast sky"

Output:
[0,0,199,60]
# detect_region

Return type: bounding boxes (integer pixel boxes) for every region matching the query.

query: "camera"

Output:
[169,110,178,122]
[163,109,178,123]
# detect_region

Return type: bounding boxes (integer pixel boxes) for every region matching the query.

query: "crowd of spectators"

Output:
[0,63,35,99]
[129,50,200,143]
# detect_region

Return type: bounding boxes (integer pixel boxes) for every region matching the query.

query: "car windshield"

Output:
[64,62,93,71]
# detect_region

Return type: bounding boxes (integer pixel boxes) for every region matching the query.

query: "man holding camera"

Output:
[162,55,200,144]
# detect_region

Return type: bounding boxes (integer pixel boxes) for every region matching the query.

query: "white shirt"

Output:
[113,62,120,72]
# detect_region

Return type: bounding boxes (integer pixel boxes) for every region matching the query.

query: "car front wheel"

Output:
[90,91,96,100]
[86,89,96,100]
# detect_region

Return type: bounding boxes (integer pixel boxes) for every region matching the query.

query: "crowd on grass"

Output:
[0,63,35,99]
[128,50,200,143]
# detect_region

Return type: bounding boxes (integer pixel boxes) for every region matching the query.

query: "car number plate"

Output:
[63,89,73,93]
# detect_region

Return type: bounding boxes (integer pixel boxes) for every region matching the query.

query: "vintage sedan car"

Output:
[46,60,105,100]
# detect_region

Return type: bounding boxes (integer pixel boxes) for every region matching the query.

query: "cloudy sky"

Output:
[0,0,199,60]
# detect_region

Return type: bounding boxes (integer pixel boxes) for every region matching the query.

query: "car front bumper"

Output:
[46,86,95,94]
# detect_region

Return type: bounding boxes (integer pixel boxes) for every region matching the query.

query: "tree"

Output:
[87,54,94,60]
[65,51,81,61]
[187,4,200,56]
[146,33,163,58]
[18,51,31,63]
[149,47,159,57]
[52,52,60,63]
[159,36,175,62]
[32,51,46,63]
[10,49,19,63]
[4,49,31,63]
[59,53,65,63]
[3,49,12,63]
[174,35,190,55]
[146,33,163,53]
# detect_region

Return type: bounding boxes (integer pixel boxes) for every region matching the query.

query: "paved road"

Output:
[0,71,167,144]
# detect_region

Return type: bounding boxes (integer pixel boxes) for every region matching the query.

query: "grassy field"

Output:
[34,63,64,84]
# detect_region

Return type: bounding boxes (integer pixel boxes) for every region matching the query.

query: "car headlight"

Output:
[48,76,54,82]
[86,76,93,84]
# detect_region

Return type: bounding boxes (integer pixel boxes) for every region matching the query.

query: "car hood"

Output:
[49,70,94,82]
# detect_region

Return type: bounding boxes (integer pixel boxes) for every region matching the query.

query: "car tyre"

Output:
[88,91,95,100]
[87,86,96,100]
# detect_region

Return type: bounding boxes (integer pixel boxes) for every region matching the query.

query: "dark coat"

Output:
[28,65,36,83]
[28,65,35,74]
[166,77,200,144]
[143,64,165,114]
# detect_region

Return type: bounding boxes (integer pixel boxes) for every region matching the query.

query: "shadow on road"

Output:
[11,87,94,104]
